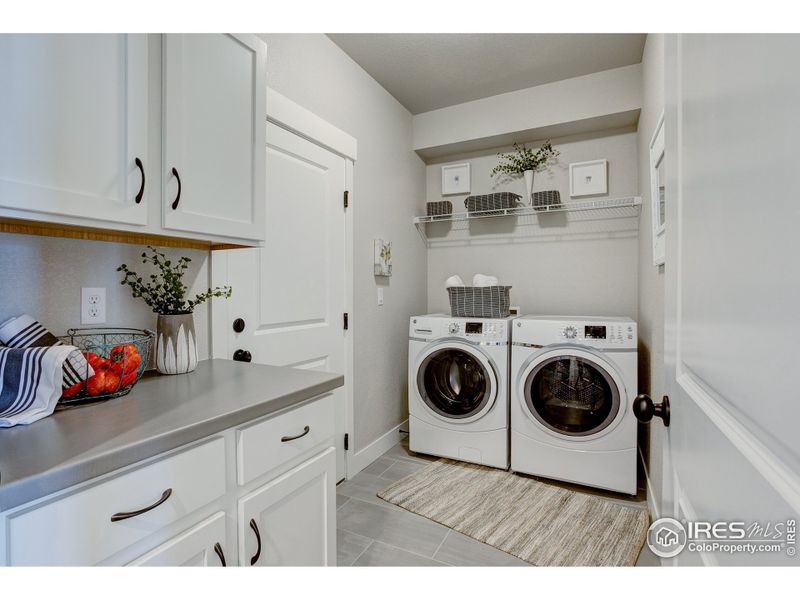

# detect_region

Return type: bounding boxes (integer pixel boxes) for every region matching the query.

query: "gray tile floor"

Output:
[335,437,661,567]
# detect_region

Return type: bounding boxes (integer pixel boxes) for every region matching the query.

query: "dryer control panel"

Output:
[514,316,637,349]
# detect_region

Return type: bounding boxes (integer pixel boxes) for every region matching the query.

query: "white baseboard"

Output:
[348,419,409,478]
[638,446,661,521]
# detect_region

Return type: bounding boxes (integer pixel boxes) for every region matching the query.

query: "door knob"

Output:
[633,394,670,427]
[233,318,246,333]
[233,349,252,363]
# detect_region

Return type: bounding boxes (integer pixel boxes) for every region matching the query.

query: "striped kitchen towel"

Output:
[0,315,93,388]
[0,345,77,427]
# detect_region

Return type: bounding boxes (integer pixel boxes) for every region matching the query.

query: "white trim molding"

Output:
[349,420,409,478]
[678,369,800,515]
[266,87,357,161]
[638,445,661,522]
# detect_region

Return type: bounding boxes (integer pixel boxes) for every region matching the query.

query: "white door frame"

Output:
[212,87,357,479]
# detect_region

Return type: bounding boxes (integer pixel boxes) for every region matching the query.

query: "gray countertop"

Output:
[0,359,343,511]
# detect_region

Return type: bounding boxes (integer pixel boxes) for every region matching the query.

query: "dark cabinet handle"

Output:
[233,349,252,363]
[171,167,182,210]
[281,425,310,443]
[249,518,261,565]
[134,157,145,204]
[213,542,226,566]
[633,394,671,427]
[110,488,172,522]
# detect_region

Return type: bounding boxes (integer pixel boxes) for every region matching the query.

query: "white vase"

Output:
[155,313,198,375]
[523,169,534,204]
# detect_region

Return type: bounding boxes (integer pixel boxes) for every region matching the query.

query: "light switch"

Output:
[377,287,384,306]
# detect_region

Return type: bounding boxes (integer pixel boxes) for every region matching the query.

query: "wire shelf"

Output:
[413,196,642,243]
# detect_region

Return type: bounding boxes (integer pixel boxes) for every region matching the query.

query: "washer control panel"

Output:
[410,316,511,343]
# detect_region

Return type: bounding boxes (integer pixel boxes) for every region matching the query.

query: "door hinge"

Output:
[343,312,349,330]
[343,190,349,208]
[344,433,349,451]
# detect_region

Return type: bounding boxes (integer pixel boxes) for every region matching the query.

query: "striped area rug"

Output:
[377,458,650,566]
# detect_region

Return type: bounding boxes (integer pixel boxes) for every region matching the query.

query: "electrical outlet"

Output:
[81,287,106,325]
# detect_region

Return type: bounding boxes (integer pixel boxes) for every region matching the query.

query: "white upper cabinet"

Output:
[0,34,149,225]
[162,34,266,241]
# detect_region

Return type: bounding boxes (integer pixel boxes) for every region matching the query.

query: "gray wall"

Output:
[636,34,665,511]
[0,233,211,362]
[259,34,428,452]
[425,132,639,320]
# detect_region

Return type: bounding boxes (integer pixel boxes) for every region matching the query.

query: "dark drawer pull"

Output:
[134,157,145,204]
[171,167,182,210]
[110,488,172,522]
[281,425,310,442]
[213,542,226,566]
[249,518,261,565]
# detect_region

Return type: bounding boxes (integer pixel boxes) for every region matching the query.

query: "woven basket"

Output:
[464,192,521,215]
[532,189,561,210]
[426,200,453,219]
[447,286,512,318]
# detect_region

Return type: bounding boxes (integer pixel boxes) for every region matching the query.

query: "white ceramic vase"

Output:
[523,169,534,205]
[156,313,198,375]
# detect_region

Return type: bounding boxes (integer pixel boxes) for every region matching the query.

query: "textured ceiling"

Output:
[327,33,646,114]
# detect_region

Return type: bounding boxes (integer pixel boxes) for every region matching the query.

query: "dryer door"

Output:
[520,348,625,438]
[415,341,498,424]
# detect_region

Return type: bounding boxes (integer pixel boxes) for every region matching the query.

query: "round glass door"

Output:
[524,354,620,437]
[417,347,493,419]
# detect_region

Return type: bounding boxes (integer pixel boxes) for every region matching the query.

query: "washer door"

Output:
[416,341,498,423]
[520,348,624,438]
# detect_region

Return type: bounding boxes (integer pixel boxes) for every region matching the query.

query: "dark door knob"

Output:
[633,394,670,427]
[233,349,252,363]
[233,318,246,333]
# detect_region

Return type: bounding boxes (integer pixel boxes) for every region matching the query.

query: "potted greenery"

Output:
[118,246,232,375]
[490,141,560,203]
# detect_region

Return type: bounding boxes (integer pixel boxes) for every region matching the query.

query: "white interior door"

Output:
[162,34,266,241]
[660,34,800,566]
[0,34,148,224]
[213,121,348,481]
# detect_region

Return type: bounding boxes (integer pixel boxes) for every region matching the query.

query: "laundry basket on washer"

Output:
[447,286,512,318]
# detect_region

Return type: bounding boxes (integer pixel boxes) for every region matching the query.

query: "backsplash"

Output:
[0,233,212,363]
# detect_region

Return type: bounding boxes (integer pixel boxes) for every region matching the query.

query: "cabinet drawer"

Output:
[5,437,225,566]
[237,394,334,485]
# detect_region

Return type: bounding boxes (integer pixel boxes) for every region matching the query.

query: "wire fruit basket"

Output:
[57,327,155,406]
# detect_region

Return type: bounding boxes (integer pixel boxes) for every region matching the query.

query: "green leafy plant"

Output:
[118,246,232,315]
[380,242,391,264]
[490,140,560,177]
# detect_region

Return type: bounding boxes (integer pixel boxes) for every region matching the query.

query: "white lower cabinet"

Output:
[239,447,336,567]
[0,395,336,566]
[129,512,228,566]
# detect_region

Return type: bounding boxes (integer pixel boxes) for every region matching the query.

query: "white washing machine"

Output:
[408,314,512,469]
[511,316,638,494]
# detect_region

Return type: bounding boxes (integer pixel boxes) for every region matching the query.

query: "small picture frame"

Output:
[649,111,666,266]
[441,162,471,195]
[569,159,608,197]
[373,239,392,277]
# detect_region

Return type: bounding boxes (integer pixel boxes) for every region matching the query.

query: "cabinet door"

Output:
[239,447,336,566]
[129,512,228,566]
[0,34,148,225]
[162,34,266,241]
